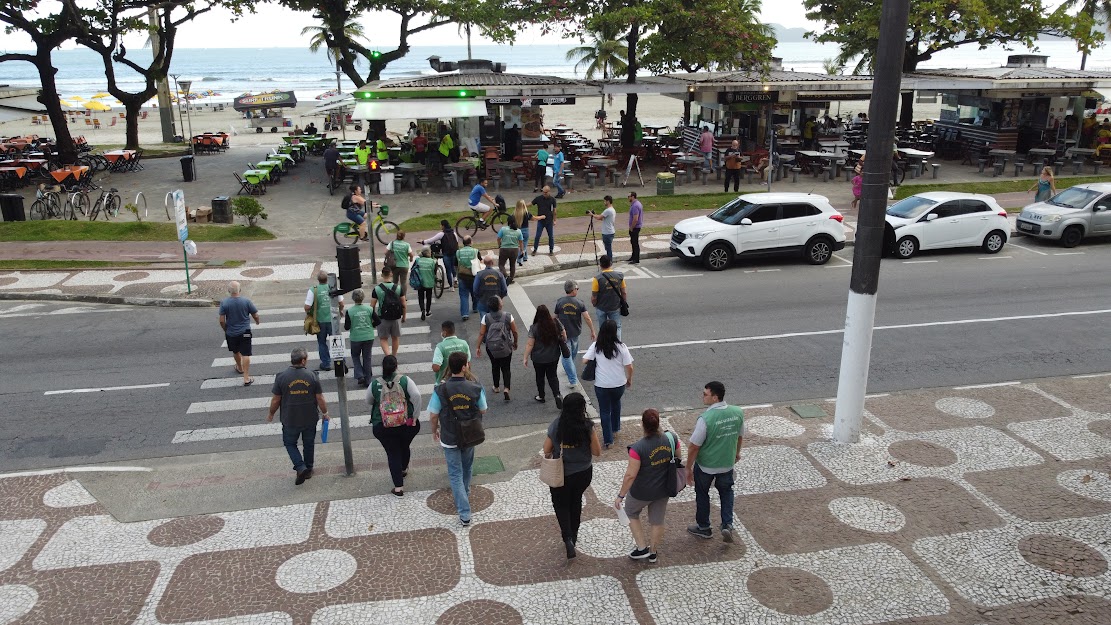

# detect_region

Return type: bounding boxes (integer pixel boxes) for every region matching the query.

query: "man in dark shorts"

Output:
[267,347,329,485]
[219,280,260,386]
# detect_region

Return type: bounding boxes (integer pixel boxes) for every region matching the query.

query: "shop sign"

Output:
[486,97,577,106]
[717,91,778,104]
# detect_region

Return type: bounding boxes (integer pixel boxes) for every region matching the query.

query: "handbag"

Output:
[304,298,320,335]
[558,326,571,358]
[664,431,688,497]
[581,357,596,382]
[538,446,564,488]
[602,273,630,317]
[383,241,396,269]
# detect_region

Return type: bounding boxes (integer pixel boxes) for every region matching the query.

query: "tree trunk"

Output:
[683,98,692,126]
[36,49,77,164]
[898,46,918,128]
[123,99,142,149]
[621,22,640,149]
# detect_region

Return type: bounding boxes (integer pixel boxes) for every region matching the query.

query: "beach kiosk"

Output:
[234,91,298,133]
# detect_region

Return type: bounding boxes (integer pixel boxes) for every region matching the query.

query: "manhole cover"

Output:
[790,404,827,419]
[472,456,504,475]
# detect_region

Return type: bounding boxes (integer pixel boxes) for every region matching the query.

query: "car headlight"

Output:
[1048,214,1062,223]
[688,231,712,240]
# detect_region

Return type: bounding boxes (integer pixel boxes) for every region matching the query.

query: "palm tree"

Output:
[565,28,629,111]
[302,20,366,65]
[1062,0,1111,69]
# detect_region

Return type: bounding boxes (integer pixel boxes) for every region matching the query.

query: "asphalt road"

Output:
[5,234,1111,471]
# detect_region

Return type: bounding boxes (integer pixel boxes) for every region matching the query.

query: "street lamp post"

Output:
[180,79,196,180]
[335,60,346,140]
[170,74,185,141]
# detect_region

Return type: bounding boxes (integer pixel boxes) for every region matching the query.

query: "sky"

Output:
[2,0,816,50]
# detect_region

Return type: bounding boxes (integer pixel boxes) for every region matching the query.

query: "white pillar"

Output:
[833,291,877,443]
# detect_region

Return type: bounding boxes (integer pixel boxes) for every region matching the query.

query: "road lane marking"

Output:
[259,319,430,331]
[221,328,427,347]
[211,342,431,367]
[953,381,1020,389]
[832,253,853,266]
[187,384,436,414]
[172,411,431,443]
[1007,242,1049,256]
[200,362,431,388]
[741,403,773,409]
[623,308,1111,351]
[0,466,152,480]
[1053,252,1086,256]
[977,255,1012,260]
[1072,372,1111,379]
[902,260,937,264]
[654,272,704,278]
[45,382,171,396]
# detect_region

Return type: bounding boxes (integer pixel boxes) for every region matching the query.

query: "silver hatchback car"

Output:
[1016,182,1111,247]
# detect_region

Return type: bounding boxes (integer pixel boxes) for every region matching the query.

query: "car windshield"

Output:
[886,196,937,219]
[1048,187,1100,209]
[709,198,756,225]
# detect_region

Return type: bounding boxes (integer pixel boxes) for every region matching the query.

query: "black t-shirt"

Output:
[532,195,557,221]
[324,147,339,169]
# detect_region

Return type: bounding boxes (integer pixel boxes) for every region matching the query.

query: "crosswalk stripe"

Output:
[199,362,433,389]
[171,411,430,444]
[256,300,420,318]
[222,328,429,347]
[256,318,431,331]
[186,384,435,414]
[210,342,431,367]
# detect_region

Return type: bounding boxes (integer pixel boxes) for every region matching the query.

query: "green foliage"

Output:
[230,196,268,227]
[302,19,367,65]
[124,202,142,223]
[637,0,776,73]
[565,27,628,80]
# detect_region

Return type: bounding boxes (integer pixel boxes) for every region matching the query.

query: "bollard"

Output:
[931,163,940,179]
[790,167,801,183]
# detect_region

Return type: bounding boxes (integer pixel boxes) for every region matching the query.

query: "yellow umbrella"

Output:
[85,100,111,112]
[69,95,85,102]
[91,92,111,99]
[59,99,74,107]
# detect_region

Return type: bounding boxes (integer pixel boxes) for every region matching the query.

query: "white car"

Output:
[670,193,847,270]
[884,192,1010,259]
[1016,182,1111,247]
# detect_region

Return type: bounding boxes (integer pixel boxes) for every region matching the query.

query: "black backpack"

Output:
[440,229,459,256]
[378,283,403,320]
[341,193,352,211]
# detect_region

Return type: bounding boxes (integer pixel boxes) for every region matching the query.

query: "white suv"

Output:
[670,193,847,270]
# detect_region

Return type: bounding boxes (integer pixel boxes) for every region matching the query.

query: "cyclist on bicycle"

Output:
[419,219,459,291]
[469,178,497,225]
[343,185,370,241]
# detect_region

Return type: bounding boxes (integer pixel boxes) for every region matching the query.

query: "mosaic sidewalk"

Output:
[3,376,1111,624]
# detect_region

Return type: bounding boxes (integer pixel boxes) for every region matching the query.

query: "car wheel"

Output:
[981,230,1006,253]
[895,236,918,259]
[701,243,733,271]
[804,236,834,265]
[1061,225,1083,248]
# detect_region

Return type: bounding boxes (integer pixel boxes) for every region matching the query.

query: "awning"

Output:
[303,95,354,117]
[233,91,297,112]
[352,99,488,120]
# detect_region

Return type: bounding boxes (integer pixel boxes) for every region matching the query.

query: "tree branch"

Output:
[0,53,37,64]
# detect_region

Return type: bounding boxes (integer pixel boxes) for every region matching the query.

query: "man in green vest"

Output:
[354,140,372,166]
[685,380,744,543]
[345,288,375,387]
[375,135,390,162]
[432,320,471,385]
[455,235,479,321]
[304,270,345,370]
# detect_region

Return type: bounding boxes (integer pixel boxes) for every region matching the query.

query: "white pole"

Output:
[832,291,877,442]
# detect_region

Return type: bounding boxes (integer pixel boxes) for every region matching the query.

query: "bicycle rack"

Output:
[134,191,147,219]
[164,191,174,221]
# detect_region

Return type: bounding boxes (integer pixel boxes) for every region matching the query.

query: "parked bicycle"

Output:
[333,202,398,246]
[29,184,65,220]
[454,196,510,237]
[88,187,121,221]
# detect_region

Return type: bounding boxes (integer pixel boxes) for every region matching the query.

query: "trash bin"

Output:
[0,194,26,222]
[211,196,231,224]
[656,172,675,196]
[180,155,195,182]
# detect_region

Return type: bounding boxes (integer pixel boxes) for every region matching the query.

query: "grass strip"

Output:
[0,260,150,270]
[0,222,275,242]
[892,175,1111,200]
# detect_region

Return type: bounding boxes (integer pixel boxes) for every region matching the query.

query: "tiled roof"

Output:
[661,69,872,83]
[378,73,585,89]
[910,67,1111,80]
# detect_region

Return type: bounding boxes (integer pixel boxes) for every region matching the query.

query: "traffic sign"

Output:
[173,190,188,243]
[328,333,346,361]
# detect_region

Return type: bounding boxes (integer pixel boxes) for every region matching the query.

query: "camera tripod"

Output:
[578,212,600,264]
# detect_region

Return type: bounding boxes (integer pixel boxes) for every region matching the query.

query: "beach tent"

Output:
[233,91,297,112]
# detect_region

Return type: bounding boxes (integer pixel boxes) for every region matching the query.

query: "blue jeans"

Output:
[602,233,614,260]
[351,340,372,382]
[694,465,736,530]
[532,219,555,253]
[518,228,529,261]
[442,445,476,521]
[595,384,625,446]
[282,423,317,472]
[702,150,713,172]
[595,309,622,341]
[552,173,565,196]
[458,276,477,317]
[560,336,580,384]
[316,321,333,367]
[442,254,456,287]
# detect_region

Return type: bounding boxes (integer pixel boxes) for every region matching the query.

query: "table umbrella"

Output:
[85,100,111,112]
[91,92,111,99]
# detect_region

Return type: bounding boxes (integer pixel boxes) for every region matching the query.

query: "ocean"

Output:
[4,41,1110,103]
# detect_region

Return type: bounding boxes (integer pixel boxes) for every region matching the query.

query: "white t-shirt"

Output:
[600,206,617,235]
[304,287,345,307]
[583,341,633,389]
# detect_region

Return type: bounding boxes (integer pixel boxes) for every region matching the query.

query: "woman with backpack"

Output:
[543,392,601,559]
[413,247,437,321]
[419,219,459,291]
[523,304,568,408]
[583,319,634,448]
[476,296,518,402]
[367,355,422,496]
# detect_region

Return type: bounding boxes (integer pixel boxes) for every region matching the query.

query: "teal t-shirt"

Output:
[347,303,375,342]
[390,240,411,267]
[313,284,331,323]
[536,148,549,165]
[498,227,523,249]
[415,256,436,287]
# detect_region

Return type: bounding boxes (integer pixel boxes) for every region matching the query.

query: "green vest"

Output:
[439,134,454,157]
[313,284,332,323]
[433,336,470,384]
[348,303,375,342]
[415,256,436,287]
[376,139,389,161]
[456,246,478,277]
[695,405,744,470]
[390,240,411,267]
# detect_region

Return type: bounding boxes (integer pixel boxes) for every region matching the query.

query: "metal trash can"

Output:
[656,172,675,196]
[180,155,195,182]
[0,193,26,222]
[211,196,231,224]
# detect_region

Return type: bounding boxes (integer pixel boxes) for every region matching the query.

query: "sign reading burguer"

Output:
[486,97,577,106]
[717,91,779,105]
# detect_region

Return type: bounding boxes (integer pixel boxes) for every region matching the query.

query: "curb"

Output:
[0,292,217,307]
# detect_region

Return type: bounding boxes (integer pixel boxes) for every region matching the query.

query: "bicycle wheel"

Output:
[70,193,89,219]
[433,263,445,299]
[374,220,399,246]
[29,199,46,220]
[491,211,509,229]
[108,194,121,218]
[88,196,103,221]
[455,215,479,238]
[334,225,358,246]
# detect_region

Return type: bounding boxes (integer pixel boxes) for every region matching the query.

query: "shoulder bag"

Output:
[664,431,687,497]
[558,325,571,358]
[304,296,320,335]
[538,431,565,487]
[581,350,597,382]
[602,273,630,317]
[383,241,396,269]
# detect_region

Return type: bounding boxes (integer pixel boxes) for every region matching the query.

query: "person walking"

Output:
[344,288,375,387]
[533,144,549,192]
[722,140,743,192]
[368,354,422,496]
[514,200,532,265]
[590,196,617,260]
[371,266,406,357]
[419,220,459,291]
[468,178,497,224]
[531,186,558,255]
[267,347,329,485]
[473,255,507,318]
[429,352,488,526]
[523,304,567,408]
[615,409,677,563]
[627,192,643,264]
[219,280,260,386]
[552,144,566,198]
[476,295,518,401]
[433,320,471,385]
[413,247,437,321]
[555,279,595,387]
[304,270,344,370]
[1029,166,1057,202]
[686,381,745,543]
[496,215,524,283]
[583,319,633,448]
[456,236,480,320]
[386,231,414,296]
[699,126,715,173]
[543,392,601,559]
[591,255,627,339]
